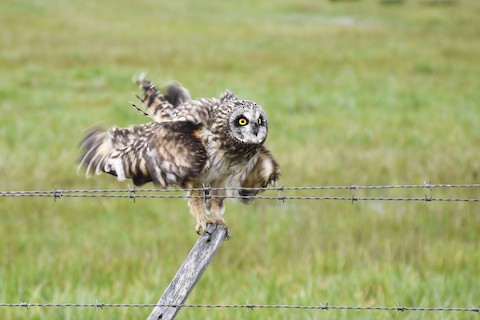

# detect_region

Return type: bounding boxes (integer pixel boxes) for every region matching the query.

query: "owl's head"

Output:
[220,90,268,146]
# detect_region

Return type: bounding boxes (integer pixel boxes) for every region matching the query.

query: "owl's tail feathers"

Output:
[133,74,191,122]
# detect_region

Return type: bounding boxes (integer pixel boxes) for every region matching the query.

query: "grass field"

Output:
[1,0,480,319]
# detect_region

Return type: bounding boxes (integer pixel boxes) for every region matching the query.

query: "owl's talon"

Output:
[195,220,207,235]
[206,218,231,240]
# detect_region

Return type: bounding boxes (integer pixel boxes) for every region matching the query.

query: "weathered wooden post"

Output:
[146,224,228,320]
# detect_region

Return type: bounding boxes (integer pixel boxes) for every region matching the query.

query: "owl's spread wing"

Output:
[136,75,215,127]
[136,76,191,122]
[239,146,280,203]
[78,121,208,187]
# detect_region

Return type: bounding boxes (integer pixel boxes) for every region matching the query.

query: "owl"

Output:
[78,75,280,237]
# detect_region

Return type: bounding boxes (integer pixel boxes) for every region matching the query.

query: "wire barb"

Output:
[95,299,104,312]
[128,185,136,203]
[20,301,29,310]
[202,184,211,203]
[349,185,358,204]
[53,189,62,202]
[275,184,286,203]
[424,181,432,192]
[424,194,433,202]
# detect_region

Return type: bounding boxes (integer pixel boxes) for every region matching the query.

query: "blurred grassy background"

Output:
[1,0,479,319]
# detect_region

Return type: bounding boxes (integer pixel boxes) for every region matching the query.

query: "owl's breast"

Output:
[196,142,258,189]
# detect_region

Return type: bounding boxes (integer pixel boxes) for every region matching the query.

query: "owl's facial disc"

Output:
[228,103,268,145]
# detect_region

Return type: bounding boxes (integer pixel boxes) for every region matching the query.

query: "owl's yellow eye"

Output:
[238,118,248,126]
[257,118,262,125]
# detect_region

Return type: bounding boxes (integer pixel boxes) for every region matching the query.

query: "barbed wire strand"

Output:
[0,183,479,202]
[1,302,479,313]
[1,193,480,202]
[2,183,480,195]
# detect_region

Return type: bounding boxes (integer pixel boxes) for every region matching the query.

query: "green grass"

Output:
[1,0,480,319]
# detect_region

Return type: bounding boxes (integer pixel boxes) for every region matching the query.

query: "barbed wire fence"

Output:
[1,183,479,317]
[1,302,480,314]
[1,183,480,202]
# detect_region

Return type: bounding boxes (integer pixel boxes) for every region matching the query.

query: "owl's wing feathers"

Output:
[239,146,280,203]
[173,98,216,125]
[136,76,191,122]
[78,121,208,188]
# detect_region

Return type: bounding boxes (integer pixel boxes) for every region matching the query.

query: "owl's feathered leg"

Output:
[205,192,230,240]
[187,189,208,235]
[187,190,230,239]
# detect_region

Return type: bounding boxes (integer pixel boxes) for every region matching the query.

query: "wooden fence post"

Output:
[146,224,228,320]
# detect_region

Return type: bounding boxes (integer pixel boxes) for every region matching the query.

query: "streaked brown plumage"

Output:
[137,76,191,122]
[78,75,279,236]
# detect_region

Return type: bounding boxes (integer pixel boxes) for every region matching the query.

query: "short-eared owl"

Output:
[78,75,279,236]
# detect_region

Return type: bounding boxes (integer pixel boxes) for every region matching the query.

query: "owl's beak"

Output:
[252,124,259,136]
